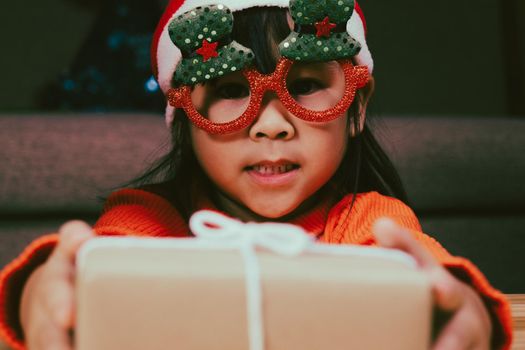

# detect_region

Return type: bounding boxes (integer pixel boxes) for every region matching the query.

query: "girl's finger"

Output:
[42,275,75,329]
[32,319,72,350]
[27,302,72,350]
[373,217,464,311]
[430,267,464,312]
[432,304,481,350]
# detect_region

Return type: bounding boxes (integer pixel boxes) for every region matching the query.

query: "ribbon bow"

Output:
[189,210,314,350]
[190,210,313,255]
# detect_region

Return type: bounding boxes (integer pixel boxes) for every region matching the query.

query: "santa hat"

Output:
[151,0,373,125]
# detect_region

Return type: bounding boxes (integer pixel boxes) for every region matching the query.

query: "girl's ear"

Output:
[350,75,375,137]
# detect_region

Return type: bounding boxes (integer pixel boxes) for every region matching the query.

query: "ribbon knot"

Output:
[190,210,313,256]
[189,210,314,350]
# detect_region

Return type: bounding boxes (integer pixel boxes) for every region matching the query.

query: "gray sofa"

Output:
[1,113,524,292]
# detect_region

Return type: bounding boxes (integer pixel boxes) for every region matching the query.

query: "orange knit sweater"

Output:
[0,189,513,349]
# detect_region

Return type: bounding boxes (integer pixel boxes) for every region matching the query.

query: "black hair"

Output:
[125,7,408,222]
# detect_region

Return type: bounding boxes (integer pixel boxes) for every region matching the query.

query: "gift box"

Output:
[76,211,431,350]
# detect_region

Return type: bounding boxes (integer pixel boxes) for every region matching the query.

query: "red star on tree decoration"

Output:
[315,16,337,38]
[196,39,219,62]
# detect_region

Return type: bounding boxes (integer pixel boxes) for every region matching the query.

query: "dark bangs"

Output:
[231,7,291,73]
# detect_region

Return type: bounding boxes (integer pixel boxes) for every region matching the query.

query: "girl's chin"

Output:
[212,188,309,222]
[236,202,298,221]
[253,208,293,220]
[222,197,300,222]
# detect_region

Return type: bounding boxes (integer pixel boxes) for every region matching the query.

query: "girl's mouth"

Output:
[246,163,300,175]
[244,161,301,186]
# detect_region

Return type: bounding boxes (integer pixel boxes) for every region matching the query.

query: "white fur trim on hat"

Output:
[165,104,176,127]
[347,12,374,73]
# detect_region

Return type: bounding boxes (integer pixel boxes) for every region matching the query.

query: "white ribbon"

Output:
[189,210,314,350]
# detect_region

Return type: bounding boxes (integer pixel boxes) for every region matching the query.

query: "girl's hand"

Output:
[373,218,492,350]
[20,221,93,350]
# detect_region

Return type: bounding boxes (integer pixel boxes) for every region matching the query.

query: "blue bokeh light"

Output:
[63,79,75,91]
[145,76,160,93]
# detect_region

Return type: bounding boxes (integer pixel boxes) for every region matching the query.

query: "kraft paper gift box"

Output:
[76,211,432,350]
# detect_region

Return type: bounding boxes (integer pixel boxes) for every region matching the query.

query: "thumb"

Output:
[373,217,463,312]
[373,217,436,268]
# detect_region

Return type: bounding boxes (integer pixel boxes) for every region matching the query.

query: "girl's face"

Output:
[190,62,351,220]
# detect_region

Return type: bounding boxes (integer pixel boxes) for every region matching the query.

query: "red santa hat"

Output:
[151,0,373,125]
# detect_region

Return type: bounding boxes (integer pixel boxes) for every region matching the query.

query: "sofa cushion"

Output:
[375,115,525,213]
[0,114,168,214]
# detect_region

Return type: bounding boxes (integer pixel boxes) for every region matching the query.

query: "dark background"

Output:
[0,0,523,115]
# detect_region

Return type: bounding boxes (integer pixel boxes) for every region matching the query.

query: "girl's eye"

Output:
[215,83,250,99]
[287,78,324,96]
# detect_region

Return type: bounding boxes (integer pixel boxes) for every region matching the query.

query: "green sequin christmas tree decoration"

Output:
[279,0,362,62]
[168,4,254,85]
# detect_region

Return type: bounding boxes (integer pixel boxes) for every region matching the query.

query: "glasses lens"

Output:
[190,72,250,123]
[286,61,346,112]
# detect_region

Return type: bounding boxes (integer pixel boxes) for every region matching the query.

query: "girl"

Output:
[0,0,513,349]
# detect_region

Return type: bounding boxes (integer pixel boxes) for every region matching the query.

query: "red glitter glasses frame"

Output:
[167,57,370,135]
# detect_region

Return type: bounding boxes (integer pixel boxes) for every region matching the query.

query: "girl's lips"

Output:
[245,164,300,186]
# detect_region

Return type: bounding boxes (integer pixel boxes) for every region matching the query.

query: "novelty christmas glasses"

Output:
[167,58,369,134]
[166,0,368,134]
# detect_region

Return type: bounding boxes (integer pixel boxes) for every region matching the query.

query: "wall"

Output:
[361,0,508,116]
[0,0,96,111]
[0,0,522,115]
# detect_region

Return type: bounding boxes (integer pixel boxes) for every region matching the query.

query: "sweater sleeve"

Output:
[0,189,190,349]
[400,226,513,350]
[0,235,58,350]
[323,192,513,350]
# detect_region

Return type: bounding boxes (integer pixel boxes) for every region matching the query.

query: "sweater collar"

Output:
[196,193,333,239]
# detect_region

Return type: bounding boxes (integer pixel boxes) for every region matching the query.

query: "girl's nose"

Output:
[249,96,295,141]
